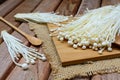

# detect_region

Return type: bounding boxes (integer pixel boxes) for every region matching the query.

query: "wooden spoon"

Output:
[0,16,42,46]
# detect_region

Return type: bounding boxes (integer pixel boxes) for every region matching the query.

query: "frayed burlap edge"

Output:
[29,23,120,80]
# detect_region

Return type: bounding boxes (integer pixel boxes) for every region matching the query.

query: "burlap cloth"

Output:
[29,23,120,80]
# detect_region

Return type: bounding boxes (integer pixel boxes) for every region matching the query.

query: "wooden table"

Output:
[0,0,120,80]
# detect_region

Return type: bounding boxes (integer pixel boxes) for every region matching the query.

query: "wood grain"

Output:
[76,0,101,15]
[0,0,23,17]
[56,0,81,16]
[71,76,90,80]
[102,0,120,6]
[92,75,101,80]
[6,58,39,80]
[34,0,62,12]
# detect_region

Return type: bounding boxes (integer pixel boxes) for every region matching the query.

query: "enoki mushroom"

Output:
[14,12,69,23]
[1,30,46,70]
[52,5,120,54]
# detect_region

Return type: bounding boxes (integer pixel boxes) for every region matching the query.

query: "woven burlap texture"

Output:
[29,23,120,80]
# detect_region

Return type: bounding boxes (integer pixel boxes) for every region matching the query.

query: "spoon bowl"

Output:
[26,34,42,46]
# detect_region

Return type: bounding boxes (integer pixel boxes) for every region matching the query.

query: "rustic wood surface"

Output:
[0,0,120,80]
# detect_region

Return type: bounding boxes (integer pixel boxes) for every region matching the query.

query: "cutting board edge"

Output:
[62,53,120,66]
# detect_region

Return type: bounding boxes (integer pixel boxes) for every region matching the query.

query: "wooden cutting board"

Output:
[47,23,120,66]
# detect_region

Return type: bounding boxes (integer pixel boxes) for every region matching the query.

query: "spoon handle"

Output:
[0,16,27,37]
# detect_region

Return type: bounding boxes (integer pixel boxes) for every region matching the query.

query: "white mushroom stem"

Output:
[1,30,46,69]
[14,12,69,23]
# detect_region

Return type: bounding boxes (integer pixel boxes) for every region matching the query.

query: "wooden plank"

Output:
[5,0,62,80]
[102,0,120,6]
[100,73,120,80]
[37,60,50,80]
[48,72,53,80]
[6,58,39,80]
[92,75,101,80]
[56,0,81,16]
[34,0,62,12]
[92,73,120,80]
[76,0,101,15]
[0,0,23,17]
[71,76,89,80]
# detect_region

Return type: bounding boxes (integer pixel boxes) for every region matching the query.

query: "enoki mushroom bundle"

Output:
[14,12,69,23]
[1,30,46,70]
[54,5,120,54]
